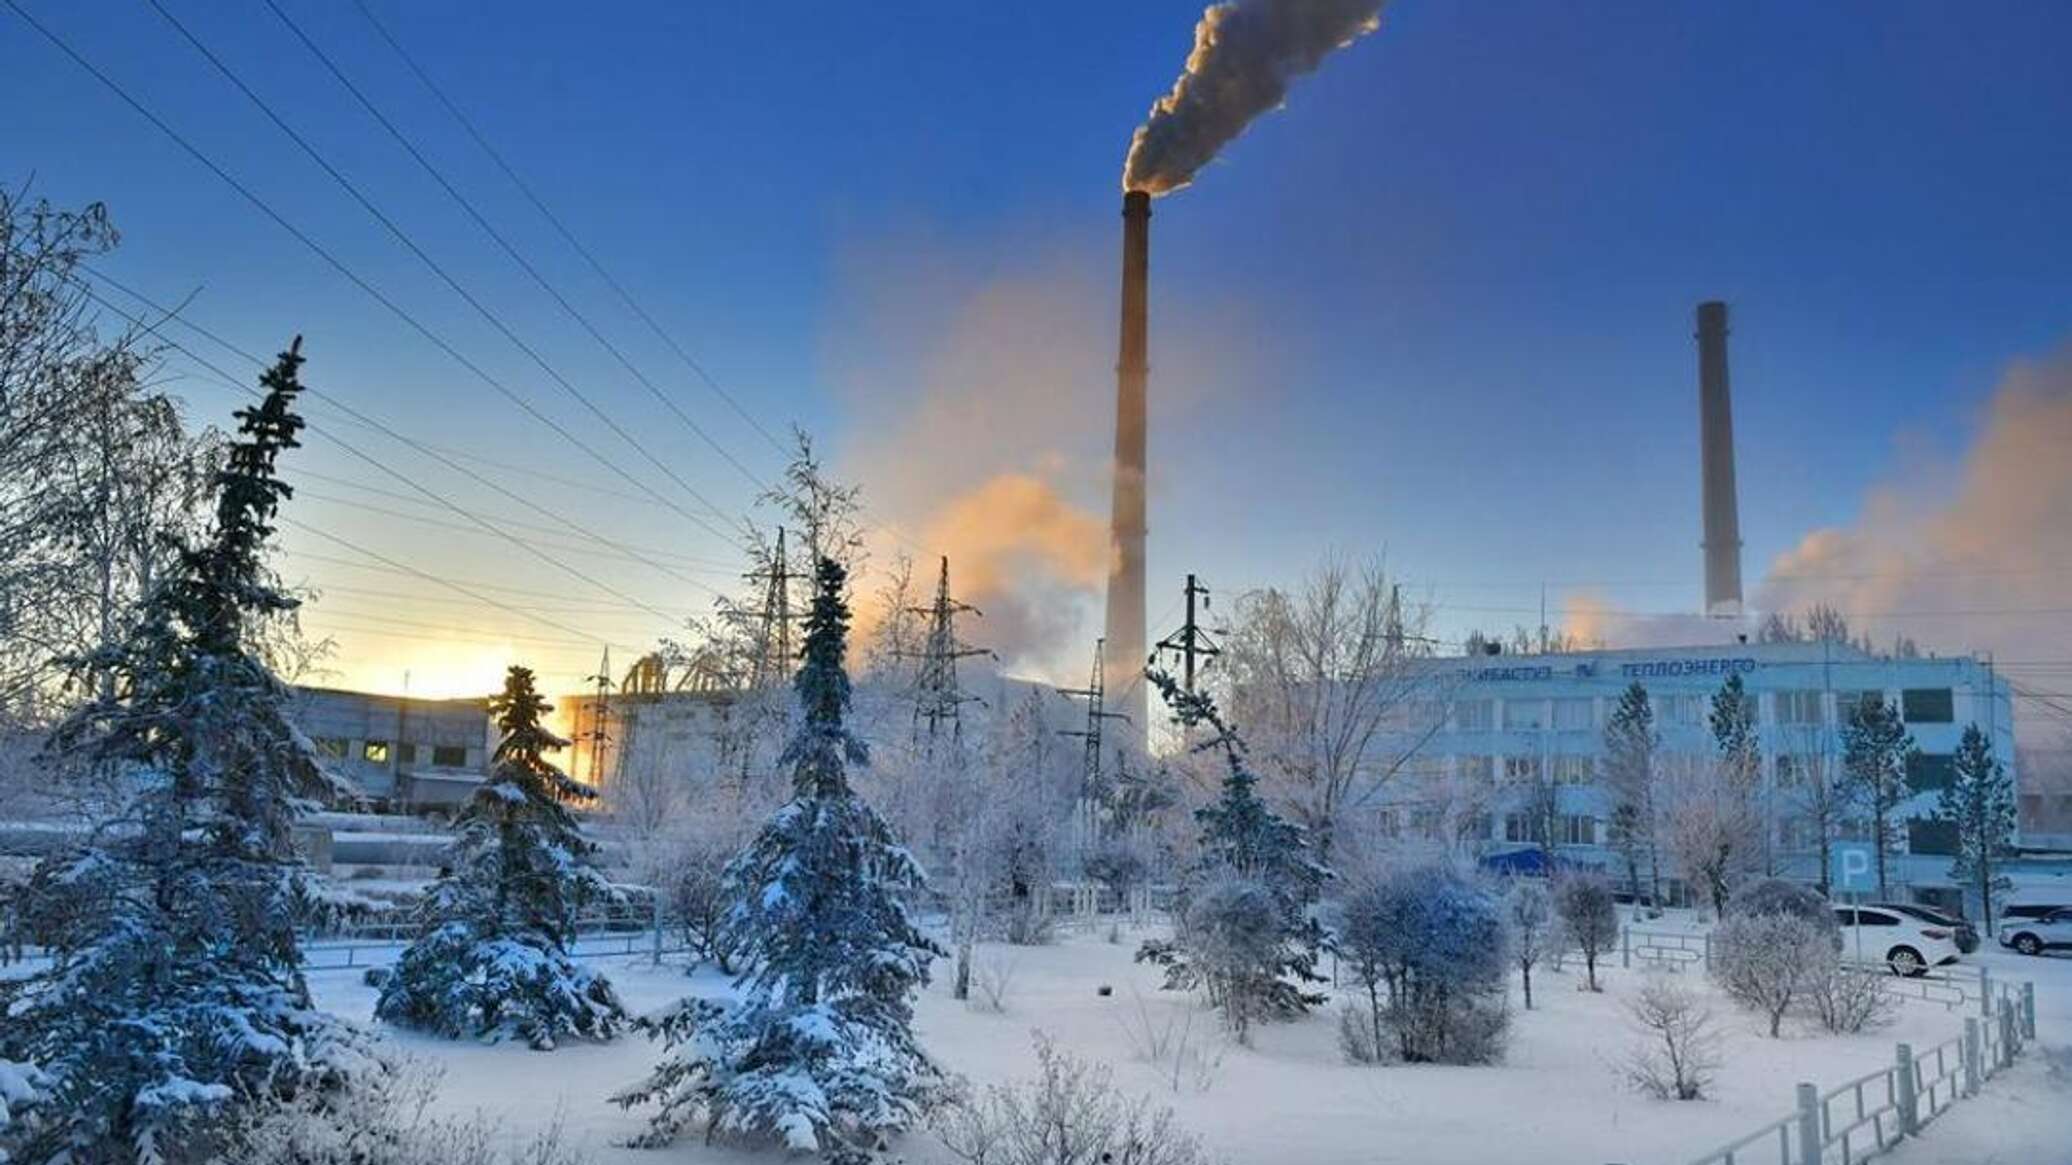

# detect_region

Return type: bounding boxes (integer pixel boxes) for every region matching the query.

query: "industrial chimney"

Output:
[1696,300,1743,618]
[1103,191,1151,732]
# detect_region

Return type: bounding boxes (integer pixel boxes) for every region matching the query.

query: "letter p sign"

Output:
[1831,842,1874,894]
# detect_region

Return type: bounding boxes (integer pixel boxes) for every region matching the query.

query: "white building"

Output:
[1377,641,2017,914]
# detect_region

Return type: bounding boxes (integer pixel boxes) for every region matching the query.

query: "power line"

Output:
[262,0,773,493]
[7,0,745,552]
[70,279,704,630]
[74,272,725,610]
[344,0,787,459]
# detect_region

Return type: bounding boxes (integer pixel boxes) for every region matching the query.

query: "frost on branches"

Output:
[375,665,626,1049]
[615,557,944,1164]
[0,341,393,1165]
[1137,667,1329,1038]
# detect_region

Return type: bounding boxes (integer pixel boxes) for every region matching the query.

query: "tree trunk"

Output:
[1520,961,1533,1010]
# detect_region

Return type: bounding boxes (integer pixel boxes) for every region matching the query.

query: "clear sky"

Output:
[7,1,2070,699]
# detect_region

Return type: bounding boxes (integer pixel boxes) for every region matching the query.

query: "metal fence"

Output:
[1682,975,2038,1165]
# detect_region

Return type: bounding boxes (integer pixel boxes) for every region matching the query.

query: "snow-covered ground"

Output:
[304,917,2072,1165]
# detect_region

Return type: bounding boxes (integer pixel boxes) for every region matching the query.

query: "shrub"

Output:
[1726,878,1838,936]
[972,954,1018,1014]
[1505,881,1558,1010]
[931,1033,1211,1165]
[1623,974,1719,1100]
[1169,870,1295,1044]
[1712,913,1833,1036]
[231,1056,587,1165]
[1806,962,1897,1034]
[1330,864,1508,1065]
[1555,874,1619,992]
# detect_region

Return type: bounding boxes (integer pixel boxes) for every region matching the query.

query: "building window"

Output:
[431,744,468,768]
[1460,812,1494,842]
[1661,693,1703,727]
[1454,699,1494,732]
[1551,755,1594,786]
[1375,808,1401,838]
[1836,691,1883,722]
[1908,818,1959,856]
[1503,755,1542,784]
[1503,813,1533,843]
[1902,688,1954,724]
[1552,698,1594,731]
[396,743,418,765]
[1458,755,1495,785]
[1559,815,1597,846]
[1774,754,1808,788]
[362,740,390,763]
[312,736,348,760]
[1777,690,1824,725]
[1777,815,1817,851]
[1411,807,1443,837]
[1503,700,1545,732]
[1907,752,1956,793]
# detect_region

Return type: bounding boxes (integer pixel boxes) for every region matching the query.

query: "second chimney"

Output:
[1697,300,1743,618]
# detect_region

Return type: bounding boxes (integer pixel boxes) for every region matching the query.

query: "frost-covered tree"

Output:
[0,340,391,1164]
[1330,863,1508,1064]
[1137,666,1328,1030]
[1504,880,1557,1010]
[1842,693,1917,897]
[1712,913,1832,1037]
[616,556,943,1163]
[1554,873,1618,991]
[375,665,625,1049]
[1602,682,1660,906]
[1938,723,2015,929]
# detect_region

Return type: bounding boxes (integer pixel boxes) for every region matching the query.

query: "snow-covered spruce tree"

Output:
[1841,691,1917,898]
[1602,681,1661,908]
[375,664,625,1048]
[1938,723,2014,930]
[615,556,944,1163]
[1137,666,1329,1032]
[0,339,392,1165]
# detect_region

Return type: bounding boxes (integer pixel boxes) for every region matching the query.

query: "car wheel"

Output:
[1887,946,1926,977]
[2013,933,2042,957]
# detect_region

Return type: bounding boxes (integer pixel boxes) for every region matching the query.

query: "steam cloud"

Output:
[1125,0,1388,195]
[1561,344,2072,730]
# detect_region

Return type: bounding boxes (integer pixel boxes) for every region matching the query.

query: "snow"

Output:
[301,922,2072,1164]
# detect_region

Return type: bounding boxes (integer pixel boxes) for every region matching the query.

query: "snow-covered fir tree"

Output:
[375,664,626,1049]
[0,339,392,1165]
[1137,666,1329,1027]
[615,556,943,1163]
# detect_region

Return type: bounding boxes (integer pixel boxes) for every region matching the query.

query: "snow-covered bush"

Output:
[1554,873,1619,991]
[972,954,1018,1014]
[931,1033,1212,1165]
[656,829,738,973]
[1115,988,1224,1094]
[1137,668,1327,1037]
[1806,962,1897,1034]
[0,345,396,1164]
[1726,877,1839,935]
[1711,913,1833,1037]
[614,558,943,1164]
[0,1058,52,1154]
[375,665,626,1050]
[1623,973,1718,1101]
[1504,880,1559,1010]
[230,1056,587,1165]
[1330,864,1508,1065]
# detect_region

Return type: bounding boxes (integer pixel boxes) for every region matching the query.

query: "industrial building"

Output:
[1374,640,2017,913]
[288,685,493,813]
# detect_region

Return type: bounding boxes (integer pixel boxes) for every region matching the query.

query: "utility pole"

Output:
[898,556,992,748]
[1060,637,1131,800]
[1153,574,1222,697]
[731,525,800,690]
[583,646,614,790]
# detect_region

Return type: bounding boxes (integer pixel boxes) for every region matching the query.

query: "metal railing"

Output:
[1685,977,2038,1165]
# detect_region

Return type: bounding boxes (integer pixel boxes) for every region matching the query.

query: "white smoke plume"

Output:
[1125,0,1388,195]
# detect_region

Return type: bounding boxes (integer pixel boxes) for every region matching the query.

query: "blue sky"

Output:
[7,1,2069,695]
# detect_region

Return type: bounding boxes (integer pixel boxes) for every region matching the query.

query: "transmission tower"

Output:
[898,556,992,746]
[1059,637,1130,799]
[1154,573,1222,696]
[582,645,614,789]
[729,525,800,690]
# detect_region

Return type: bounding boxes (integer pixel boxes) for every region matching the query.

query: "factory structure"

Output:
[1372,641,2017,913]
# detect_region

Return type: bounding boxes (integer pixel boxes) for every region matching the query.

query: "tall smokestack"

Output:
[1697,300,1744,618]
[1104,191,1151,732]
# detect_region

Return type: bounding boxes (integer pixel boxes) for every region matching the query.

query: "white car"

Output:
[1998,906,2072,957]
[1832,905,1963,977]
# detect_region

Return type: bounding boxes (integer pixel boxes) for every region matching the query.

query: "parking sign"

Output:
[1831,841,1875,894]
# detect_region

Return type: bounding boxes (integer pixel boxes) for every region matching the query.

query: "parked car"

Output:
[1833,906,1963,977]
[1870,901,1980,954]
[1998,905,2072,957]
